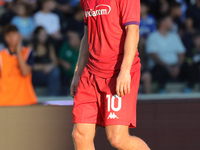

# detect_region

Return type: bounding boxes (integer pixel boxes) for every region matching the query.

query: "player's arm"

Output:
[70,26,90,97]
[116,25,139,97]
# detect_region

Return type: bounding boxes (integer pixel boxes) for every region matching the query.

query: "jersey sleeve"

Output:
[119,0,140,27]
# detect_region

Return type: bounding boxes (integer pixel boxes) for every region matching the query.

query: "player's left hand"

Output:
[116,71,131,97]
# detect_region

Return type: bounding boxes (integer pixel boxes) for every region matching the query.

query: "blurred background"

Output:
[0,0,200,150]
[1,0,200,98]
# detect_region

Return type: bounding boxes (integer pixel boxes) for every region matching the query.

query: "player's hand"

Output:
[116,71,131,97]
[70,74,80,98]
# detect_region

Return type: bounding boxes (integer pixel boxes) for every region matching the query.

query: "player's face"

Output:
[5,31,20,49]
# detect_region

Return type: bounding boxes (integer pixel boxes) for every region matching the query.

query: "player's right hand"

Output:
[70,75,80,98]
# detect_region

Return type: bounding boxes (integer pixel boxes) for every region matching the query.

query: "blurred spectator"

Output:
[59,30,80,94]
[70,0,80,7]
[66,4,84,37]
[139,0,155,94]
[0,2,15,27]
[140,0,156,38]
[34,0,62,40]
[0,1,6,15]
[146,14,186,93]
[170,1,184,33]
[0,1,5,6]
[1,0,198,96]
[11,2,35,41]
[0,32,5,51]
[56,0,73,14]
[182,5,196,52]
[0,25,37,106]
[59,30,80,78]
[181,32,200,93]
[15,0,37,11]
[175,0,188,21]
[30,26,61,96]
[0,42,5,51]
[153,0,170,19]
[186,0,200,30]
[140,71,152,94]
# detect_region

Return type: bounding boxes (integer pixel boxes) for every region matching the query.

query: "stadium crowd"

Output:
[0,0,200,96]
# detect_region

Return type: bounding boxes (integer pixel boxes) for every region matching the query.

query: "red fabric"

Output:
[81,0,141,77]
[73,67,140,128]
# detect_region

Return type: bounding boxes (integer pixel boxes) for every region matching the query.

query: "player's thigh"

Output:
[105,125,129,140]
[72,123,97,140]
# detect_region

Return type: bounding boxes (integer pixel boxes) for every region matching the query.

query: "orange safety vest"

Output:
[0,47,37,106]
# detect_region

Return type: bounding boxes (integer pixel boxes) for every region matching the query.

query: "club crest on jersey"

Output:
[85,4,111,17]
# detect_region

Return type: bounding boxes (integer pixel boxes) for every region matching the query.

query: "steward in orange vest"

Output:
[0,25,37,106]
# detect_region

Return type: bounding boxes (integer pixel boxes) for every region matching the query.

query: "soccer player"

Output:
[0,25,37,106]
[71,0,151,149]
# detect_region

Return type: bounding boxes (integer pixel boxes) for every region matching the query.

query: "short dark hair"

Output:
[4,24,18,35]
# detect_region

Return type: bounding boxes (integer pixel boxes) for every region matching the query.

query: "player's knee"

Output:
[72,128,84,143]
[107,134,124,149]
[72,127,92,143]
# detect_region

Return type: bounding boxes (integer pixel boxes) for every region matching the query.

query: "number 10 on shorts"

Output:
[106,95,122,112]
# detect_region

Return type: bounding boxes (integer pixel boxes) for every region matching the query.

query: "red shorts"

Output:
[73,67,140,128]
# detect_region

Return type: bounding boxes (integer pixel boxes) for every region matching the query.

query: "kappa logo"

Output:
[85,4,111,17]
[107,112,119,119]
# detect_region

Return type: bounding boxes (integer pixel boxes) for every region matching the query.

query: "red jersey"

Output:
[81,0,141,78]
